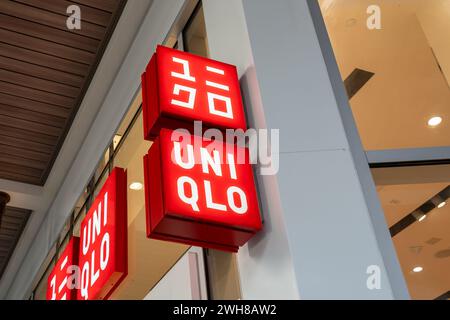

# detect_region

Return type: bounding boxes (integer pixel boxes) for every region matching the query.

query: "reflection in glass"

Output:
[373,165,450,299]
[320,0,450,150]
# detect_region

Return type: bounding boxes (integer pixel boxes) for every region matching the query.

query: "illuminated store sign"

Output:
[141,45,247,139]
[47,237,79,300]
[142,46,261,251]
[77,168,128,300]
[144,128,262,252]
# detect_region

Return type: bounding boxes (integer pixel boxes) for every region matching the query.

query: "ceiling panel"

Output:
[0,0,127,185]
[0,206,31,278]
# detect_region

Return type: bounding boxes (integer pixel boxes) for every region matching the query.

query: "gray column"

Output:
[204,0,409,299]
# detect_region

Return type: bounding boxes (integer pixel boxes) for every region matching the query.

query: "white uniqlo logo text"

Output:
[169,56,234,119]
[205,66,233,119]
[49,255,69,300]
[170,57,196,109]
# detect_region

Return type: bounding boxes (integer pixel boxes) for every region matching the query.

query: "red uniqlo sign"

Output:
[141,45,247,139]
[47,237,79,300]
[77,168,127,300]
[144,128,262,252]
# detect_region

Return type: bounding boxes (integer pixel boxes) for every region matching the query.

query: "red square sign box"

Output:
[141,45,247,140]
[77,167,128,300]
[143,128,262,252]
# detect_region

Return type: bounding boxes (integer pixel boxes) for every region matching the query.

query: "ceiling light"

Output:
[129,182,143,191]
[412,266,423,273]
[113,134,122,149]
[412,211,427,222]
[431,195,447,210]
[428,116,442,127]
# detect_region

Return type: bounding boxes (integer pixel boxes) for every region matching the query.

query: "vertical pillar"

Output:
[203,0,409,299]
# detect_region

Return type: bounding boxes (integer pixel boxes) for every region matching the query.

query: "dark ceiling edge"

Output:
[38,0,128,186]
[0,207,32,278]
[434,290,450,300]
[344,68,375,100]
[370,158,450,168]
[389,185,450,237]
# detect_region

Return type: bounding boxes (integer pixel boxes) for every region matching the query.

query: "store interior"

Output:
[320,0,450,299]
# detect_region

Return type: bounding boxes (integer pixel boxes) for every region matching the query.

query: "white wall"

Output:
[144,247,207,300]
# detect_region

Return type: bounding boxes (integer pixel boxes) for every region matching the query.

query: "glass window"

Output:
[58,215,72,251]
[58,234,70,260]
[93,147,110,182]
[183,3,209,57]
[320,0,450,300]
[32,247,56,300]
[33,264,53,300]
[73,188,88,216]
[320,0,450,150]
[107,110,190,300]
[143,247,208,299]
[73,206,86,238]
[93,169,108,199]
[206,249,241,299]
[373,164,450,299]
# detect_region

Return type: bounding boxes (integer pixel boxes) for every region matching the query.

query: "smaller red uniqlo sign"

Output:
[47,237,79,300]
[141,45,247,140]
[144,128,262,252]
[77,167,127,300]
